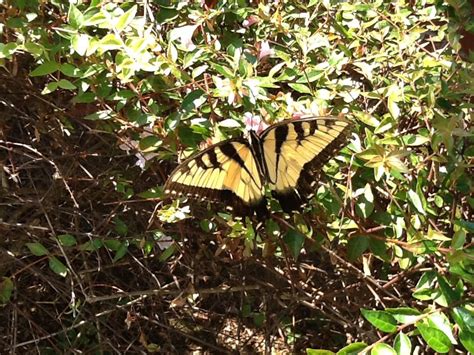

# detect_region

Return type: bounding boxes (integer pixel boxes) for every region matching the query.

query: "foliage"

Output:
[1,0,473,353]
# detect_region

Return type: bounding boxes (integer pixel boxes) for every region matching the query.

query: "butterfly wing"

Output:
[260,116,352,212]
[165,138,266,216]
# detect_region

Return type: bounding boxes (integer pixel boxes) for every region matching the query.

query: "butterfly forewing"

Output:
[165,139,265,214]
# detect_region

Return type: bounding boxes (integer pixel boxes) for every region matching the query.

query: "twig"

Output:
[0,140,79,208]
[85,284,262,303]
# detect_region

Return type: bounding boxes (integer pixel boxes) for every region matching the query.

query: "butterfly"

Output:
[164,116,352,217]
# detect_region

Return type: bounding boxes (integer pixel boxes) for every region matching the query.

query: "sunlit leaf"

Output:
[452,306,474,333]
[416,322,452,353]
[385,307,421,324]
[371,343,396,355]
[68,4,84,29]
[71,33,89,56]
[306,349,335,355]
[99,34,122,51]
[393,332,411,355]
[116,5,137,31]
[459,330,474,353]
[361,309,397,333]
[84,110,114,120]
[181,89,206,111]
[288,83,312,94]
[336,342,367,355]
[408,190,425,215]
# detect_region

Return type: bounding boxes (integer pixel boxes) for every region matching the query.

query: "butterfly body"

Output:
[165,116,352,217]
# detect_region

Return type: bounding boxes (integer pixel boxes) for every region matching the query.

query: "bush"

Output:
[1,0,472,353]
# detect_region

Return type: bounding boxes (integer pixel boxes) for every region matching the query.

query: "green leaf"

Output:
[361,309,398,333]
[30,61,59,76]
[42,81,59,94]
[436,275,460,305]
[306,349,335,355]
[114,217,128,237]
[401,134,430,146]
[83,10,107,26]
[283,229,305,259]
[459,329,474,353]
[48,256,68,277]
[155,6,179,23]
[56,234,77,247]
[116,5,137,31]
[0,277,14,304]
[79,239,103,251]
[104,239,121,251]
[288,83,312,94]
[408,190,425,215]
[99,34,122,51]
[181,89,206,111]
[371,343,396,355]
[427,312,457,345]
[68,4,84,29]
[84,110,114,120]
[393,332,411,355]
[113,241,129,263]
[355,183,374,219]
[336,342,367,355]
[452,306,474,332]
[0,42,18,58]
[455,220,474,233]
[385,307,421,324]
[211,63,234,78]
[356,112,380,127]
[23,42,43,57]
[374,116,395,134]
[159,244,177,262]
[369,237,388,261]
[416,322,452,353]
[451,229,466,249]
[347,235,369,261]
[60,63,82,77]
[252,312,264,327]
[387,90,400,119]
[139,135,162,152]
[57,79,77,90]
[26,242,49,256]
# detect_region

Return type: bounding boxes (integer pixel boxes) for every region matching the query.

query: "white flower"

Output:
[258,41,273,60]
[244,112,268,134]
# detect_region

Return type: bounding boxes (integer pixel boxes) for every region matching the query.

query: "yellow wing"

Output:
[164,138,266,215]
[260,116,352,212]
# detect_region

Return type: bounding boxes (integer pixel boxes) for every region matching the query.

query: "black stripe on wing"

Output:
[261,117,352,213]
[164,138,267,217]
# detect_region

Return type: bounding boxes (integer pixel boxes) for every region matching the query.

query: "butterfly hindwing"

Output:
[260,117,352,212]
[164,138,266,216]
